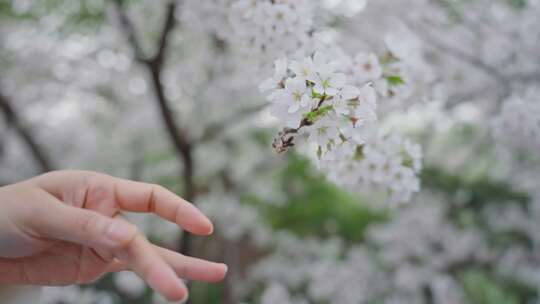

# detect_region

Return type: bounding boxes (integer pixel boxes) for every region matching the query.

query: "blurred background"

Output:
[1,0,540,303]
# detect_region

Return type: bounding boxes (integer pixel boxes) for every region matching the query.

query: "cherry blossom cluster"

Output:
[182,0,236,38]
[183,0,315,64]
[320,0,368,17]
[248,234,386,304]
[323,133,422,204]
[248,198,483,304]
[376,28,435,106]
[258,246,386,304]
[261,51,422,203]
[368,201,489,300]
[260,52,379,153]
[249,234,344,290]
[229,0,314,61]
[492,90,540,154]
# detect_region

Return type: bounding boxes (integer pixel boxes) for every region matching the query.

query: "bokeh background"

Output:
[1,0,540,303]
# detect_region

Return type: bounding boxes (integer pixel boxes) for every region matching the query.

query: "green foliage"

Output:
[304,105,334,123]
[310,90,324,99]
[386,75,405,86]
[0,1,10,16]
[263,154,388,242]
[507,0,527,9]
[0,0,106,33]
[437,0,528,22]
[421,166,529,209]
[191,282,223,304]
[437,0,469,22]
[421,123,530,209]
[460,271,521,304]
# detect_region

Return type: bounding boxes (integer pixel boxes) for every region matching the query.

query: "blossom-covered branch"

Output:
[261,50,422,204]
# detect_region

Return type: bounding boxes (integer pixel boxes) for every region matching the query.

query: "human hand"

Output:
[0,170,227,302]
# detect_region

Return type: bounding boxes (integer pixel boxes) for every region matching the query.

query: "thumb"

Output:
[25,191,138,251]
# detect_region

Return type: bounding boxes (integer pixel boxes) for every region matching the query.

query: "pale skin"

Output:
[0,170,228,302]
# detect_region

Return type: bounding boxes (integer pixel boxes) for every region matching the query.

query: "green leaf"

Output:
[386,75,406,86]
[304,105,334,123]
[311,90,324,99]
[318,105,334,115]
[305,111,318,122]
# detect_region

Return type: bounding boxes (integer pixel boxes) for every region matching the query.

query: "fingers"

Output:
[31,171,213,236]
[26,191,139,251]
[154,246,228,283]
[113,178,213,236]
[22,171,221,301]
[105,247,228,283]
[26,195,187,301]
[0,258,27,284]
[119,234,188,301]
[23,195,224,300]
[106,259,128,273]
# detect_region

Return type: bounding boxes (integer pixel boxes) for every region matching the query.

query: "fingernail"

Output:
[106,220,135,244]
[180,292,189,304]
[222,264,229,275]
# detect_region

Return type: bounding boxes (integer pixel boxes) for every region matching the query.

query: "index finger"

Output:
[30,171,213,236]
[113,178,214,236]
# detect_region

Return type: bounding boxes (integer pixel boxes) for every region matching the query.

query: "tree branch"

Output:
[109,1,196,274]
[110,0,193,198]
[147,66,195,200]
[0,92,54,173]
[273,96,328,153]
[110,0,178,67]
[110,0,148,63]
[152,1,177,69]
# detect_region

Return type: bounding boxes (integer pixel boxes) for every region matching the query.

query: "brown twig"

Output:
[109,0,196,261]
[152,1,177,68]
[0,92,54,173]
[272,96,327,153]
[110,0,148,63]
